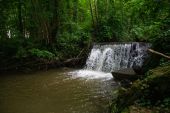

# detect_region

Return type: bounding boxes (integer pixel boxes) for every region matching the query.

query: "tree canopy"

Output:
[0,0,169,64]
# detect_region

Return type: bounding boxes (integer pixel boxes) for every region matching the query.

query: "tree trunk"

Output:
[148,49,170,60]
[18,0,24,38]
[48,0,60,45]
[73,0,78,22]
[94,0,98,24]
[88,0,95,26]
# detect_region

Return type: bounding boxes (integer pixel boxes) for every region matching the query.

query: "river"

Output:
[0,68,118,113]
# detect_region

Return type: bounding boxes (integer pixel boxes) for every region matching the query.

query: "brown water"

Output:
[0,68,118,113]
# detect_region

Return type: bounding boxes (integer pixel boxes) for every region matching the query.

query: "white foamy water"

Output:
[69,70,113,80]
[69,42,150,80]
[86,43,150,72]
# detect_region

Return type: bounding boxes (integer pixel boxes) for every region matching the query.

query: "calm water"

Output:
[0,68,118,113]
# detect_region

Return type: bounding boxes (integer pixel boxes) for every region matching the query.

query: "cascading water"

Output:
[70,42,151,80]
[86,43,150,72]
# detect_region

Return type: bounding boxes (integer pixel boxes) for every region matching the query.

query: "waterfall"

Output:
[85,42,150,73]
[69,42,150,80]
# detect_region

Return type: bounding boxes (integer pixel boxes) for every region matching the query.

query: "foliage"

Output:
[0,0,170,112]
[28,48,55,60]
[111,65,170,113]
[0,0,169,69]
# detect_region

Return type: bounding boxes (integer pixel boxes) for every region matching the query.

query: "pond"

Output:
[0,68,118,113]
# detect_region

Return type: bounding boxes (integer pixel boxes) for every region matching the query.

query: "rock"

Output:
[132,65,143,74]
[112,68,140,81]
[111,65,170,113]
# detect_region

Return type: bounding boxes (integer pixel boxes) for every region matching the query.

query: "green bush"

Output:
[29,48,55,60]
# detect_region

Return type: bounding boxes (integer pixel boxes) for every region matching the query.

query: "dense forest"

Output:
[0,0,169,69]
[0,0,170,113]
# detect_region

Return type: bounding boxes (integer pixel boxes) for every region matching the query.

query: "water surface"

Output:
[0,68,118,113]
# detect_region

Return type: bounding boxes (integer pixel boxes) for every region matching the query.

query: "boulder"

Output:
[112,68,140,81]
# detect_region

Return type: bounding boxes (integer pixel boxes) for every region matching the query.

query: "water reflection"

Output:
[0,68,118,113]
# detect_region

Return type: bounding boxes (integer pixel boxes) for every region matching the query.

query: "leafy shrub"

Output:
[29,48,55,60]
[56,31,90,59]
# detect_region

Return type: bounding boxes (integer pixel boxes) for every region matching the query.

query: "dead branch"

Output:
[148,49,170,60]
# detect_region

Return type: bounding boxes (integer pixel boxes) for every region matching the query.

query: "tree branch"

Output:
[148,49,170,60]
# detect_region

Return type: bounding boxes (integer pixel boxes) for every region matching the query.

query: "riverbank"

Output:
[0,56,86,74]
[110,64,170,113]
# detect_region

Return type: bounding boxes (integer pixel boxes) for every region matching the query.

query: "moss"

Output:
[126,105,160,113]
[111,65,170,113]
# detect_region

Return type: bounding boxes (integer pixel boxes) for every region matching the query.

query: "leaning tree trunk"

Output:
[148,49,170,60]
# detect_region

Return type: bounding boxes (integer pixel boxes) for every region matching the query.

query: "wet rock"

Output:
[112,68,140,81]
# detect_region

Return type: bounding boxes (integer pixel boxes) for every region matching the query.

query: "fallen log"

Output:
[63,58,82,63]
[148,49,170,60]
